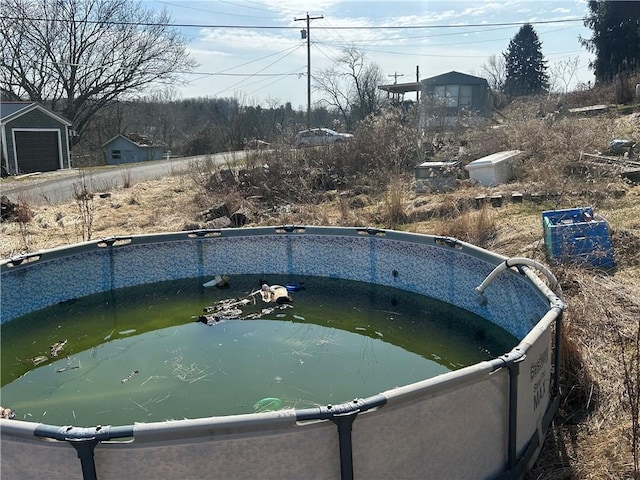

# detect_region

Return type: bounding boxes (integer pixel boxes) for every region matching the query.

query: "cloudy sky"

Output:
[141,0,595,108]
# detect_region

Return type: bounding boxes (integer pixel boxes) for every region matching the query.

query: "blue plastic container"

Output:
[542,207,615,269]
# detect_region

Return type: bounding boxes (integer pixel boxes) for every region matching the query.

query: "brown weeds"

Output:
[437,205,497,248]
[14,193,34,251]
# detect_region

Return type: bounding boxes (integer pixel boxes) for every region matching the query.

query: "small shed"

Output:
[102,133,164,165]
[421,71,493,127]
[0,102,72,175]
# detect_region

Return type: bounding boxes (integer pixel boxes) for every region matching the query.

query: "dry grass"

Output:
[1,90,640,479]
[1,175,198,253]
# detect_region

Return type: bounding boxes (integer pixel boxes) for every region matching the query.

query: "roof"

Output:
[421,71,489,87]
[0,101,72,126]
[102,133,163,148]
[378,82,422,94]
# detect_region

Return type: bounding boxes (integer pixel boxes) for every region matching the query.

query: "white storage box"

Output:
[465,150,521,187]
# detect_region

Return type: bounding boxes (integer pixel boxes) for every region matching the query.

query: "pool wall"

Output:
[1,226,564,480]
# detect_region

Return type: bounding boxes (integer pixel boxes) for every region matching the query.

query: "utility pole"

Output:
[389,72,404,84]
[295,12,323,130]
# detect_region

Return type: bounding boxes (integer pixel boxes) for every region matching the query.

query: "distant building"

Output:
[0,101,72,175]
[102,133,164,165]
[421,71,493,127]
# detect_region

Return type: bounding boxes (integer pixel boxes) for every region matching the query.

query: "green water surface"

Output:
[1,276,517,426]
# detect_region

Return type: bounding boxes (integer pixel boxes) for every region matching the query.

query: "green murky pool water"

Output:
[1,276,517,426]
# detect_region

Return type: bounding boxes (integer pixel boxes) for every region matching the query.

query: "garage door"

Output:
[15,131,60,173]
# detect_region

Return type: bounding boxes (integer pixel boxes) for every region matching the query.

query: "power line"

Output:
[153,0,275,19]
[1,15,586,30]
[247,65,305,98]
[179,72,301,76]
[211,44,300,97]
[316,27,582,51]
[315,24,582,48]
[208,45,301,75]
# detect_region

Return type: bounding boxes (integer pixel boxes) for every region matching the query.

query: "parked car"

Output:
[295,128,353,148]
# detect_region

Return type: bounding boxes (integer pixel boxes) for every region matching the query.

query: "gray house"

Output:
[102,133,164,165]
[0,102,72,175]
[421,71,493,127]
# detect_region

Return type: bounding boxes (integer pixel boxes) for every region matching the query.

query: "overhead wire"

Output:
[247,65,306,97]
[207,44,303,75]
[210,44,303,96]
[316,24,582,48]
[0,15,586,30]
[208,0,275,13]
[153,0,276,19]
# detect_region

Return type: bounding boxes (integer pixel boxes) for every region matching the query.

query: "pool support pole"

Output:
[297,395,387,480]
[34,424,134,480]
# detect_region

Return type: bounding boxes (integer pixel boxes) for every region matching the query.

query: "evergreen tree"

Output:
[581,0,640,83]
[503,24,549,97]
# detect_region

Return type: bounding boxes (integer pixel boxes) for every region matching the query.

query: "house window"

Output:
[433,85,472,107]
[111,150,121,160]
[459,85,472,107]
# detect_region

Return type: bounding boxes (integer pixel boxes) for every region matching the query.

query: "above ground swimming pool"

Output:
[0,226,565,480]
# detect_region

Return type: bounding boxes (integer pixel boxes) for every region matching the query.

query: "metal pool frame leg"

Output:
[33,425,134,480]
[297,395,388,480]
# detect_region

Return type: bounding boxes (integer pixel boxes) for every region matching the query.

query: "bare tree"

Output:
[138,87,180,150]
[314,47,386,130]
[314,66,352,128]
[481,54,506,93]
[549,56,581,95]
[0,0,196,143]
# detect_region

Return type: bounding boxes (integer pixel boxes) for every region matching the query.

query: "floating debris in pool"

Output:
[56,356,80,373]
[204,298,252,313]
[28,355,48,366]
[121,370,140,383]
[196,293,292,326]
[0,406,16,419]
[293,314,305,321]
[259,284,292,304]
[253,397,283,412]
[50,339,67,357]
[285,281,305,292]
[118,329,136,336]
[203,274,230,288]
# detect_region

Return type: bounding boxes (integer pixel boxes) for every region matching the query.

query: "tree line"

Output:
[73,94,346,163]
